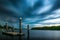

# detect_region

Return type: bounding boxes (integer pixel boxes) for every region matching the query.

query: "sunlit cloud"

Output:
[32,0,56,15]
[32,24,60,27]
[43,0,56,6]
[42,18,60,23]
[32,5,52,15]
[44,9,60,19]
[37,5,52,14]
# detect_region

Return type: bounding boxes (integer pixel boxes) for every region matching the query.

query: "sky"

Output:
[0,0,60,28]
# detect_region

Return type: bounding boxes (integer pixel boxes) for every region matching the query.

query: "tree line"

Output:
[0,25,14,30]
[31,26,60,30]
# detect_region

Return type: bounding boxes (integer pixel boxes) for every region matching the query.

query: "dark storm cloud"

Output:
[33,0,43,10]
[9,0,23,8]
[0,7,14,16]
[51,0,60,11]
[0,0,42,19]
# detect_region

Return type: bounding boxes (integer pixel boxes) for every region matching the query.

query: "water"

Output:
[1,30,60,40]
[22,30,60,40]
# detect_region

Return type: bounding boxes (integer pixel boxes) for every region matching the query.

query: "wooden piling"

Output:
[12,26,14,32]
[5,22,8,32]
[19,17,24,40]
[27,24,30,40]
[19,17,22,33]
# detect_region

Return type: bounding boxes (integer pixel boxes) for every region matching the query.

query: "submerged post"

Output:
[27,24,30,40]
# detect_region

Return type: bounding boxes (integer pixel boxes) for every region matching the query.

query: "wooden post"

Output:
[19,17,22,33]
[5,22,8,32]
[12,26,14,32]
[19,17,24,40]
[27,24,30,40]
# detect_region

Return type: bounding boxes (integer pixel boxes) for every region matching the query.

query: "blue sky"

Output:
[0,0,60,28]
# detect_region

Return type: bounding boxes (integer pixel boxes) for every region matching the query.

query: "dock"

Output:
[2,17,25,40]
[2,32,24,36]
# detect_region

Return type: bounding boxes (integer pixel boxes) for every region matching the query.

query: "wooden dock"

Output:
[2,17,30,40]
[2,32,24,36]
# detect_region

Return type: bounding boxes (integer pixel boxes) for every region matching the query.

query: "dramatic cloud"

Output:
[0,0,60,28]
[42,18,60,24]
[44,9,60,19]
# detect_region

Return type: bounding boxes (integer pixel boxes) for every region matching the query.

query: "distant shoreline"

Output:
[31,26,60,30]
[31,29,60,31]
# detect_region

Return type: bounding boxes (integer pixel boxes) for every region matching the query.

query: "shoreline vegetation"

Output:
[0,25,18,31]
[31,26,60,30]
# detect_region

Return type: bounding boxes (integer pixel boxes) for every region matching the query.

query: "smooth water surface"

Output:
[22,30,60,39]
[1,30,60,40]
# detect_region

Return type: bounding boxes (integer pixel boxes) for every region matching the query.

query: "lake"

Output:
[22,30,60,40]
[1,30,60,40]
